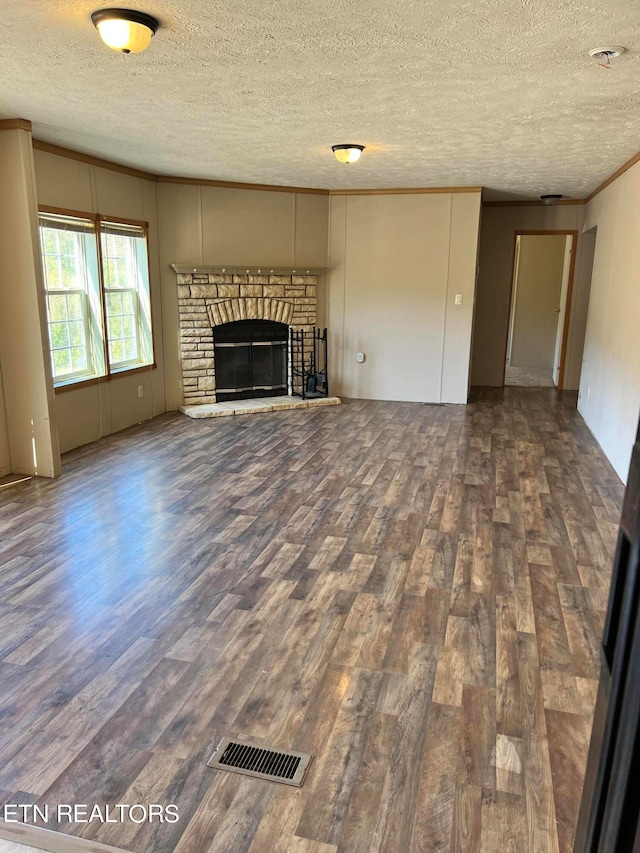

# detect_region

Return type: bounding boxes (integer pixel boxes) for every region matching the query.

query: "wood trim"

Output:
[39,208,149,231]
[54,377,103,394]
[483,199,586,207]
[109,362,158,379]
[39,205,99,222]
[32,139,158,183]
[502,230,579,390]
[98,214,149,229]
[501,233,519,387]
[54,364,157,394]
[557,231,579,390]
[585,148,640,203]
[0,118,32,132]
[156,175,329,195]
[328,186,483,196]
[0,820,133,852]
[515,229,577,236]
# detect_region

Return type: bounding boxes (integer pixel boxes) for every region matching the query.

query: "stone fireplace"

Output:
[173,266,319,406]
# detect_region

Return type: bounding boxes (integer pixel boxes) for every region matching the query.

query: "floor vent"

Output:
[207,736,312,787]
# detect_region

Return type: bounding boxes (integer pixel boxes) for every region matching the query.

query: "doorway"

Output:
[504,231,577,388]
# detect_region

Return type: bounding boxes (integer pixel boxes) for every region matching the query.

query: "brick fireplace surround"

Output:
[174,267,320,406]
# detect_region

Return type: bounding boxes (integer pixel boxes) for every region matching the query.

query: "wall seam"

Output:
[292,193,297,265]
[342,198,348,397]
[438,195,454,402]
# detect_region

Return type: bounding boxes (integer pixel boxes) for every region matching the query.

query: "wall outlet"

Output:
[454,294,463,305]
[138,385,144,398]
[356,352,365,363]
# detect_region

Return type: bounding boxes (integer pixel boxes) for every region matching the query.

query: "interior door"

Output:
[574,416,640,851]
[509,234,566,370]
[552,236,573,385]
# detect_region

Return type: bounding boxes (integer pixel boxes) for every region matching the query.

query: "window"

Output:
[101,222,153,372]
[39,211,153,387]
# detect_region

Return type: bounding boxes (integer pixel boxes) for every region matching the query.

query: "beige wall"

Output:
[0,368,10,477]
[33,149,165,453]
[510,234,566,369]
[472,203,590,389]
[157,182,329,410]
[327,192,481,403]
[0,128,59,476]
[578,161,640,482]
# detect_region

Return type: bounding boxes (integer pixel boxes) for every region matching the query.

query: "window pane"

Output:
[109,315,124,339]
[110,339,125,364]
[106,291,122,314]
[48,294,68,322]
[44,256,61,289]
[51,322,70,349]
[53,349,72,376]
[67,293,83,320]
[105,285,139,367]
[125,338,138,361]
[122,291,134,313]
[71,346,88,372]
[68,320,84,346]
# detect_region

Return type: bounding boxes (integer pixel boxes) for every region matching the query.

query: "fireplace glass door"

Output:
[213,320,288,402]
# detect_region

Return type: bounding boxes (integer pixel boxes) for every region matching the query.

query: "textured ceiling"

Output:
[1,0,640,197]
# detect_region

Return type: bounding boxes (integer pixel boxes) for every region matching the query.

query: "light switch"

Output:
[454,294,463,305]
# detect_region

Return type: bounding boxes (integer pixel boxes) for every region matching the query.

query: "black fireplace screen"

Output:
[213,320,287,402]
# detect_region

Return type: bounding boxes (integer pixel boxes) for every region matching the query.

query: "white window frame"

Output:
[46,289,94,382]
[99,219,153,373]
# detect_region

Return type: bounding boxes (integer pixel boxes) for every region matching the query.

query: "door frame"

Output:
[502,229,579,388]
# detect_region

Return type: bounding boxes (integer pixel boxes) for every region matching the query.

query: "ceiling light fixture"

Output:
[541,194,563,205]
[91,8,159,54]
[332,144,365,164]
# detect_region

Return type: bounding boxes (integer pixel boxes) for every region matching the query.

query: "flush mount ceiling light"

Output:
[541,194,563,205]
[91,8,159,53]
[331,144,365,164]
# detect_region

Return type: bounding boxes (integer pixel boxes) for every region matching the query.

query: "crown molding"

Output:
[157,175,328,195]
[329,186,483,196]
[585,148,640,203]
[0,118,32,132]
[32,140,158,182]
[483,198,586,207]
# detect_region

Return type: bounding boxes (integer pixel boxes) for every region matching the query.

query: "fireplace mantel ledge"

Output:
[171,264,327,276]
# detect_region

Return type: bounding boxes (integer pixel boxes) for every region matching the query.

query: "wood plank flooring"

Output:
[0,389,624,852]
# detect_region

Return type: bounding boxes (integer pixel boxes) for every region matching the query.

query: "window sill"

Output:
[54,362,157,394]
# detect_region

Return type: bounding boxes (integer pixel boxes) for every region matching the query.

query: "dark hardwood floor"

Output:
[0,389,624,852]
